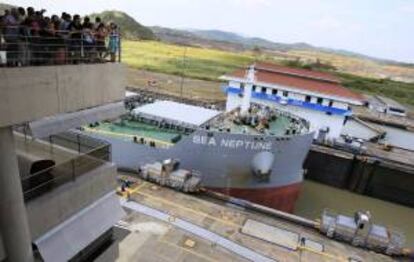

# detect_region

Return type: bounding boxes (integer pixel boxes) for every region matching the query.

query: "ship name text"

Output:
[192,135,272,151]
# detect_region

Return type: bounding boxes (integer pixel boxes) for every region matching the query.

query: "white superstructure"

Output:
[221,62,364,140]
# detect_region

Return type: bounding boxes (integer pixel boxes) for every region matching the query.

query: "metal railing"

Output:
[0,25,121,66]
[21,132,112,202]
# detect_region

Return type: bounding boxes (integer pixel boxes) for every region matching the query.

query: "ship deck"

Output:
[115,172,394,262]
[83,112,296,150]
[84,108,304,148]
[207,114,292,136]
[84,120,187,147]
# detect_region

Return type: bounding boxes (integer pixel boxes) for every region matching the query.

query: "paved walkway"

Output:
[121,199,276,262]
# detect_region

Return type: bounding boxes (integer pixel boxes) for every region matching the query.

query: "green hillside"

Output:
[123,40,414,106]
[89,10,155,40]
[123,40,253,80]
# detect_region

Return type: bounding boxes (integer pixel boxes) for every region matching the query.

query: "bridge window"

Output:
[329,100,334,107]
[317,97,323,104]
[283,91,288,97]
[305,95,311,103]
[261,87,267,94]
[252,85,257,92]
[240,83,245,92]
[272,89,278,95]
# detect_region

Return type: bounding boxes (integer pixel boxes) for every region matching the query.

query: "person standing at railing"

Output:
[23,10,42,65]
[41,16,65,65]
[68,14,82,64]
[50,14,66,64]
[2,9,19,66]
[82,16,95,62]
[59,13,71,37]
[16,7,26,24]
[51,15,61,30]
[94,17,107,62]
[106,23,120,62]
[16,7,29,66]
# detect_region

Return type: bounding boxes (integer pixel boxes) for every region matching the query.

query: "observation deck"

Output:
[0,27,126,262]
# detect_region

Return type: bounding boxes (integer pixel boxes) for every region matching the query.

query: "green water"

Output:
[295,180,414,248]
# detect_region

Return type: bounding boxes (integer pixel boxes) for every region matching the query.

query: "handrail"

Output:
[20,133,112,202]
[20,143,109,182]
[0,25,121,66]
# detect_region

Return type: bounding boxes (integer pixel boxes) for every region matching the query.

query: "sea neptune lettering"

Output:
[192,135,271,150]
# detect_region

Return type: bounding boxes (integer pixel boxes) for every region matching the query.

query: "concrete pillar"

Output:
[0,127,33,262]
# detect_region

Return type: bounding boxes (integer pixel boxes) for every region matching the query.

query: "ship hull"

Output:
[84,126,314,212]
[208,182,301,213]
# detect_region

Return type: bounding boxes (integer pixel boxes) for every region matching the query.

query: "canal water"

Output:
[371,123,414,151]
[295,180,414,248]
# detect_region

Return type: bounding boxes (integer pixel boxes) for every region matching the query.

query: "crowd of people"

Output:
[0,7,121,66]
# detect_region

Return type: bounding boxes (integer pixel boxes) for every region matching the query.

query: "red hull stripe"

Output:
[207,183,301,213]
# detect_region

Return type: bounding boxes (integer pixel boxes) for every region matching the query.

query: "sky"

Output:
[4,0,414,63]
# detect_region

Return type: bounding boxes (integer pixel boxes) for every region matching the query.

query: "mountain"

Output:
[0,3,14,14]
[152,27,414,68]
[88,10,156,40]
[151,26,310,51]
[188,29,314,51]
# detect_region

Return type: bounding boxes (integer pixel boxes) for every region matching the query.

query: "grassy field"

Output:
[340,73,414,107]
[123,40,255,81]
[127,68,225,102]
[123,40,414,106]
[288,50,414,83]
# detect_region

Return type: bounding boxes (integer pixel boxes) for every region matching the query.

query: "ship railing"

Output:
[20,132,111,202]
[0,25,121,67]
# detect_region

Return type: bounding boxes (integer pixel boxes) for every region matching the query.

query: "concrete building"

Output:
[221,62,364,140]
[369,95,407,117]
[0,63,127,262]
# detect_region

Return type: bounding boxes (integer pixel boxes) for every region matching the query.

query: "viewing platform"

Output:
[0,31,127,260]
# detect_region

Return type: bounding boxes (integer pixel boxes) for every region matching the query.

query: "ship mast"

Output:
[241,64,256,114]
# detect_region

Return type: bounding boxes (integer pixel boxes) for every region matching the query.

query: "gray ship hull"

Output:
[87,128,314,211]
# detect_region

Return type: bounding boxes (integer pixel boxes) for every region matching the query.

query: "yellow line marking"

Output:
[128,183,351,261]
[127,182,241,229]
[119,181,147,199]
[128,182,147,195]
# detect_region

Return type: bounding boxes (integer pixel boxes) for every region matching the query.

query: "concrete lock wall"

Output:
[304,147,414,208]
[352,160,414,207]
[26,162,117,239]
[304,147,355,188]
[0,63,126,127]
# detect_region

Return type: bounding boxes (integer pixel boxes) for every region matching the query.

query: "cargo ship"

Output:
[84,66,315,212]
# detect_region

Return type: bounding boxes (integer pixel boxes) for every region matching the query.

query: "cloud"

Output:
[398,2,414,14]
[227,0,272,8]
[309,15,361,33]
[310,16,343,31]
